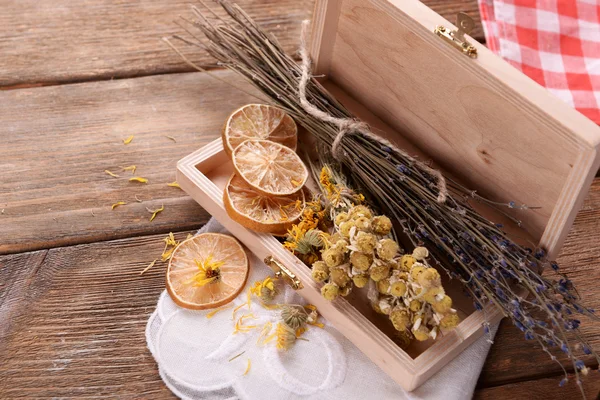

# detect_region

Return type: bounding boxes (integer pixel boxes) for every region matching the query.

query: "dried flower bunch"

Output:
[304,165,458,343]
[169,0,599,392]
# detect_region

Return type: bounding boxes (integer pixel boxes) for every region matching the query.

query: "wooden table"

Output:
[1,1,599,399]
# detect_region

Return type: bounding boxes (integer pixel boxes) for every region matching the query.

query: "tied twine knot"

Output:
[297,20,447,204]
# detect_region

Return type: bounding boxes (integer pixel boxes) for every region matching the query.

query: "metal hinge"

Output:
[264,255,304,290]
[434,12,478,58]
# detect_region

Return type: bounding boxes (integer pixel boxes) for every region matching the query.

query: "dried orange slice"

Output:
[222,104,297,156]
[166,233,249,310]
[224,174,305,235]
[232,140,308,196]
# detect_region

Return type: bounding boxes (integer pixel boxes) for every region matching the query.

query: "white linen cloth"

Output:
[146,218,499,400]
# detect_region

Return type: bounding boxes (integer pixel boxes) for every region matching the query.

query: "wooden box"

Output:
[177,0,600,391]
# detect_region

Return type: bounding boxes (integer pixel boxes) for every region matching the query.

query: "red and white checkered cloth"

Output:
[478,0,600,123]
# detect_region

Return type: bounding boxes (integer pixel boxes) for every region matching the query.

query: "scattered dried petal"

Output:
[140,259,157,275]
[206,304,233,319]
[130,177,148,183]
[243,358,251,376]
[167,181,181,189]
[111,201,127,210]
[147,204,164,221]
[135,195,143,202]
[105,170,119,178]
[121,165,137,174]
[165,135,177,142]
[123,135,134,144]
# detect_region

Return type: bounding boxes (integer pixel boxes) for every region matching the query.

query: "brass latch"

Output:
[264,256,303,290]
[434,12,478,58]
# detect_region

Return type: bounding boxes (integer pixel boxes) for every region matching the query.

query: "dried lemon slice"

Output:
[222,104,297,156]
[224,173,305,235]
[232,140,308,196]
[166,233,249,310]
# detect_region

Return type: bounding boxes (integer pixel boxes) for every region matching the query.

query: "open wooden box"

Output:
[177,0,600,391]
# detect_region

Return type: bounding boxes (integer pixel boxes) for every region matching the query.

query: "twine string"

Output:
[297,20,447,203]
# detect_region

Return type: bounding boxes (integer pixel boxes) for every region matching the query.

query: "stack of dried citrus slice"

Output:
[222,104,308,235]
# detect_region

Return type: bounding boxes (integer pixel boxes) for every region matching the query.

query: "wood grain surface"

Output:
[0,71,260,255]
[0,0,481,88]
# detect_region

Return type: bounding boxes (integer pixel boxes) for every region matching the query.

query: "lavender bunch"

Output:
[166,0,599,394]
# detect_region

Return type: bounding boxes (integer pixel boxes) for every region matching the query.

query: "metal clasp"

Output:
[434,12,478,58]
[264,256,304,290]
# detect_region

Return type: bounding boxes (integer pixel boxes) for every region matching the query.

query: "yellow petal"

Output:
[105,170,119,178]
[140,259,157,275]
[121,165,137,174]
[161,246,175,262]
[147,204,164,221]
[123,135,134,144]
[129,177,148,183]
[243,359,251,376]
[167,181,181,189]
[206,304,233,319]
[111,201,126,210]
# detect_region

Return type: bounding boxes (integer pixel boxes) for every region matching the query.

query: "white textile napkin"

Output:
[146,218,499,400]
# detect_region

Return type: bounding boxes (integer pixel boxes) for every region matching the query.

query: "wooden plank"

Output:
[0,70,265,255]
[0,232,191,398]
[0,0,481,88]
[474,375,600,400]
[478,179,600,386]
[0,0,313,88]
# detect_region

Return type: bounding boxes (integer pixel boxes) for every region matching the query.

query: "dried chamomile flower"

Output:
[353,216,371,231]
[338,220,354,238]
[389,281,407,297]
[311,261,329,282]
[371,215,392,235]
[412,246,429,260]
[432,295,453,314]
[440,313,460,329]
[410,263,427,280]
[409,299,422,312]
[399,255,417,271]
[281,305,308,330]
[335,212,349,226]
[377,279,391,294]
[321,282,340,301]
[330,266,351,287]
[349,205,373,220]
[417,268,441,289]
[369,262,391,282]
[421,287,444,304]
[350,251,373,271]
[412,325,431,341]
[352,274,369,288]
[377,238,399,260]
[322,248,345,268]
[390,307,411,331]
[354,231,377,253]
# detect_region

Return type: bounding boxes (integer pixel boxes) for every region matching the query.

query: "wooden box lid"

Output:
[310,0,600,258]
